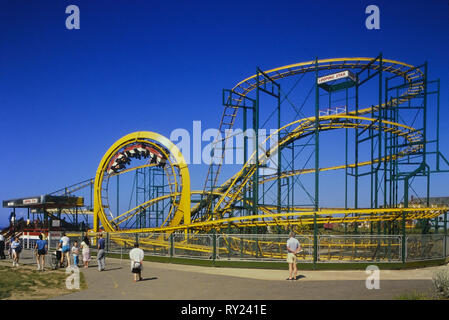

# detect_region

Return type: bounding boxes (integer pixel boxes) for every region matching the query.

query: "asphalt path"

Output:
[0,249,442,300]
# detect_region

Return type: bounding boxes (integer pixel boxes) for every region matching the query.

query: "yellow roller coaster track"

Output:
[195,57,425,218]
[207,114,423,221]
[233,57,423,116]
[93,131,191,233]
[97,207,447,234]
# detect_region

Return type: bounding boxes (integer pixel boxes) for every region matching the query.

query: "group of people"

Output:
[56,232,105,270]
[32,233,88,271]
[1,230,301,283]
[0,232,101,271]
[0,231,145,282]
[55,233,92,269]
[40,232,144,281]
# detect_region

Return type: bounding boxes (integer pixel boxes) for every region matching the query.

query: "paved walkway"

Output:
[1,250,446,299]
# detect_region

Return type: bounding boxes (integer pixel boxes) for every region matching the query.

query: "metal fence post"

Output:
[444,211,447,258]
[402,235,407,263]
[170,233,174,258]
[226,234,231,259]
[212,233,217,262]
[402,220,406,264]
[445,235,447,259]
[255,236,259,259]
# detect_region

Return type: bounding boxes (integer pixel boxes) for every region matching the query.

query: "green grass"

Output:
[0,265,87,300]
[394,290,431,300]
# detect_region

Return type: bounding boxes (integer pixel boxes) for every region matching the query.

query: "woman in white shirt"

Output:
[129,243,144,282]
[80,236,90,268]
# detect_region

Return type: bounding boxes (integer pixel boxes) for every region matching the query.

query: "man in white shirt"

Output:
[286,232,301,280]
[129,243,144,282]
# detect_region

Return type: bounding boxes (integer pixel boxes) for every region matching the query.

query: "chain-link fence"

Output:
[318,235,402,262]
[18,232,449,263]
[406,234,446,261]
[104,233,449,263]
[217,234,313,262]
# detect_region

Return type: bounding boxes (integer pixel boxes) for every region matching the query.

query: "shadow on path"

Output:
[138,277,158,282]
[99,267,123,272]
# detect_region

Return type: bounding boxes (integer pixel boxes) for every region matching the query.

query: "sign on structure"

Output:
[317,70,357,84]
[23,198,39,205]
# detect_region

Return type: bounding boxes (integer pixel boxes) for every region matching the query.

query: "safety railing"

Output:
[317,235,402,262]
[17,232,449,263]
[406,234,446,261]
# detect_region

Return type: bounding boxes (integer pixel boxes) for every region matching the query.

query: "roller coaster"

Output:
[90,56,448,237]
[12,55,446,262]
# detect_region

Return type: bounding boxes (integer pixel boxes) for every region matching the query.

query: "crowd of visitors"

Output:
[0,231,149,283]
[0,232,96,271]
[0,230,304,283]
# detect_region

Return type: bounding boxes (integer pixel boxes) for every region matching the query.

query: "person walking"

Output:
[0,233,5,259]
[286,231,301,280]
[10,236,22,267]
[35,234,47,271]
[129,243,144,282]
[80,236,90,268]
[97,233,106,271]
[60,233,71,267]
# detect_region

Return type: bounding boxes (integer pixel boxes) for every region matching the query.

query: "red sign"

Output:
[23,198,38,205]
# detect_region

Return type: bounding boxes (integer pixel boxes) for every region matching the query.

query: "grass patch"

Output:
[394,290,431,300]
[0,265,87,300]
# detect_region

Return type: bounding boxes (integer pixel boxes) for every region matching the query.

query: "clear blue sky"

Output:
[1,0,448,227]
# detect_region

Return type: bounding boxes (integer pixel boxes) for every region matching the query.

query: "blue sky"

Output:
[1,0,448,227]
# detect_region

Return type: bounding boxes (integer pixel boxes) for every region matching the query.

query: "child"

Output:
[71,241,80,267]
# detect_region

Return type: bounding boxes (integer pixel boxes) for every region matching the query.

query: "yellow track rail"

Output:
[209,115,422,220]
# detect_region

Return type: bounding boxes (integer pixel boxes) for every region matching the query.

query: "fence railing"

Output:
[20,232,449,263]
[318,235,402,262]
